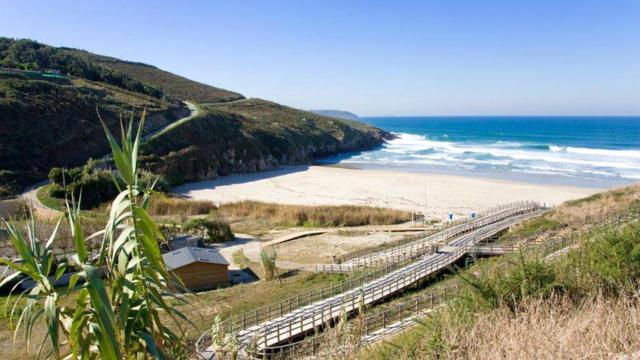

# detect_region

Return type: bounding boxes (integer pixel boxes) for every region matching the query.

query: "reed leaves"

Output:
[1,111,190,358]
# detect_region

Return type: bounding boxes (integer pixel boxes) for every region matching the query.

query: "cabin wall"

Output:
[172,263,228,291]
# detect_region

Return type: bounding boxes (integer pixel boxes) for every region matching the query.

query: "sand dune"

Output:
[174,165,598,220]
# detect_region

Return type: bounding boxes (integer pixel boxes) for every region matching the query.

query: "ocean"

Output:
[320,116,640,188]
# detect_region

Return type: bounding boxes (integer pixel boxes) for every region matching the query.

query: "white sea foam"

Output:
[340,133,640,181]
[550,145,640,158]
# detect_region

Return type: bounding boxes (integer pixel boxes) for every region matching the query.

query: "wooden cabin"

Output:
[162,247,229,291]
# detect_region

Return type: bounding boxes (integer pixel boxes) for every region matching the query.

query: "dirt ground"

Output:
[269,230,421,264]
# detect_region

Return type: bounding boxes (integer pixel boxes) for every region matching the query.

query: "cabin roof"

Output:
[162,247,229,270]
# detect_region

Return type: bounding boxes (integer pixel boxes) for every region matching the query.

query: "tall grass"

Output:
[364,292,640,360]
[147,196,216,216]
[218,201,412,227]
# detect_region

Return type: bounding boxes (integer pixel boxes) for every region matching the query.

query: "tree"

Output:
[1,111,190,359]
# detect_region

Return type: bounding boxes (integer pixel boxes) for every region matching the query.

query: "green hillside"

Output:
[0,38,388,198]
[0,74,185,197]
[142,99,389,185]
[73,51,245,103]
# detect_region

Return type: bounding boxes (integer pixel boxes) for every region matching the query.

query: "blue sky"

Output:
[1,0,639,116]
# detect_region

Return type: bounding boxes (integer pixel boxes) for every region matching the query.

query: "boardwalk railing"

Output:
[324,201,544,271]
[335,201,540,266]
[260,283,460,359]
[258,234,583,359]
[196,209,544,357]
[214,260,409,335]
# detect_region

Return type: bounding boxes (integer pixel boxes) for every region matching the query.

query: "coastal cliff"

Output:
[142,99,390,185]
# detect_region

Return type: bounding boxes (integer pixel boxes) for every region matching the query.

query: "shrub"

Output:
[0,170,20,198]
[183,217,234,243]
[259,249,278,281]
[48,162,169,209]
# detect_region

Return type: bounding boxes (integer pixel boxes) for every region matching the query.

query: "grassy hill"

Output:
[142,99,389,185]
[73,51,244,103]
[0,73,186,196]
[0,38,388,197]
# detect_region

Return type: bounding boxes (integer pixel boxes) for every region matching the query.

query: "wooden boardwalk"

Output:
[196,202,544,357]
[263,235,580,358]
[317,201,541,272]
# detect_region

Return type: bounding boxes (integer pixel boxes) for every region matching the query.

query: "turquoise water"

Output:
[321,116,640,188]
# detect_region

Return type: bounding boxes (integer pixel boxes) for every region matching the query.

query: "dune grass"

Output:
[148,195,216,216]
[217,201,412,230]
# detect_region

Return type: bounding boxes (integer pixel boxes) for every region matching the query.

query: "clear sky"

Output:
[1,0,639,116]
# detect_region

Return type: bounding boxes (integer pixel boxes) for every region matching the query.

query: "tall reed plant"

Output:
[1,112,190,359]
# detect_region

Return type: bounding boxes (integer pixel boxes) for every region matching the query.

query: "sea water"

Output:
[320,116,640,188]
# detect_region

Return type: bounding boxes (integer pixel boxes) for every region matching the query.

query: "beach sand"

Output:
[174,166,599,220]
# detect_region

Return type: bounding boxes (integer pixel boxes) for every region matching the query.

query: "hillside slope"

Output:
[142,99,389,185]
[74,51,244,103]
[0,38,388,197]
[0,74,186,196]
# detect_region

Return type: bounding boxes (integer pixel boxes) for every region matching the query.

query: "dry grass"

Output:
[148,196,216,216]
[554,184,640,227]
[217,201,412,228]
[497,184,640,247]
[363,293,640,360]
[457,293,640,359]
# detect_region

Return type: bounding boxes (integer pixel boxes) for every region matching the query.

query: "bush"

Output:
[259,249,278,281]
[183,217,234,243]
[0,170,20,198]
[48,162,169,209]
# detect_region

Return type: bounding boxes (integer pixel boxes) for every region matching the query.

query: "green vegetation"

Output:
[183,217,234,243]
[35,184,65,211]
[0,38,161,96]
[141,99,388,186]
[1,38,388,199]
[1,114,190,358]
[46,161,169,209]
[79,52,244,103]
[497,216,562,243]
[361,186,640,359]
[0,75,183,196]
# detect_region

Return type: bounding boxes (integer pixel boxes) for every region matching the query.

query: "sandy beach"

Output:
[174,166,599,220]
